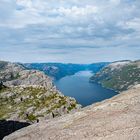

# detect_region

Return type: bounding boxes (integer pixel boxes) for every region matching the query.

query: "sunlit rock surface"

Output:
[4,85,140,140]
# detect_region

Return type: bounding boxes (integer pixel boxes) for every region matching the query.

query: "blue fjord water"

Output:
[55,71,118,107]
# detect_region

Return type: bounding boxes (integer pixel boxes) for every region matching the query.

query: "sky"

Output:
[0,0,140,63]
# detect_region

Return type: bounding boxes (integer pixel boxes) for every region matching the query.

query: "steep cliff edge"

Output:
[0,61,81,123]
[90,60,140,92]
[4,85,140,140]
[24,62,108,80]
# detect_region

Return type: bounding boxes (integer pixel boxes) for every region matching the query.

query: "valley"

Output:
[0,60,140,140]
[55,71,118,106]
[1,1,140,139]
[0,61,80,124]
[24,62,108,80]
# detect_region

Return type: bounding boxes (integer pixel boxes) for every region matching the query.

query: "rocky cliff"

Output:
[3,85,140,140]
[24,62,108,80]
[90,60,140,92]
[0,61,81,124]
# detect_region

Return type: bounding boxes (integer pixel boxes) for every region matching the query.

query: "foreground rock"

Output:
[4,85,140,140]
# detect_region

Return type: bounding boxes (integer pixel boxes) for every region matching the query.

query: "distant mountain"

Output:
[90,60,140,92]
[23,62,109,80]
[0,61,81,123]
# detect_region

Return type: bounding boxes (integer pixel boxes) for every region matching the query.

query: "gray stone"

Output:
[4,85,140,140]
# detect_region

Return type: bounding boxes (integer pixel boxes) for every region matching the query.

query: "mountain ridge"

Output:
[0,61,81,124]
[23,62,109,80]
[90,60,140,92]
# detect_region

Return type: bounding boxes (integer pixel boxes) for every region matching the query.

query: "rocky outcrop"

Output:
[0,61,24,82]
[4,85,140,140]
[0,61,81,123]
[4,70,52,88]
[90,60,140,92]
[0,61,52,87]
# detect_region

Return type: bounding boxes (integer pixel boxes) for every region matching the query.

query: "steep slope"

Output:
[0,61,24,82]
[24,63,86,80]
[24,62,108,80]
[4,85,140,140]
[90,60,140,92]
[0,61,81,123]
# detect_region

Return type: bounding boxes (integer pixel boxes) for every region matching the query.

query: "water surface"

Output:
[55,71,118,107]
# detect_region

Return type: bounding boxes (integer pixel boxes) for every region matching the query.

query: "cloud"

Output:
[0,0,140,63]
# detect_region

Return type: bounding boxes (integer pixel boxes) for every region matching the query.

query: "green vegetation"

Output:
[0,86,78,122]
[90,61,140,92]
[67,103,76,111]
[27,114,37,121]
[0,60,79,123]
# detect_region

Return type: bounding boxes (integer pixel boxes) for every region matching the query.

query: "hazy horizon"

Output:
[0,58,139,65]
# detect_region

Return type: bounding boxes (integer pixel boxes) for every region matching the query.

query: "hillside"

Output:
[0,61,24,82]
[24,62,108,80]
[0,61,81,123]
[4,85,140,140]
[90,60,140,92]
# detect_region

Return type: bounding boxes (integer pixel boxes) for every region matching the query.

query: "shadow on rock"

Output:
[0,120,30,140]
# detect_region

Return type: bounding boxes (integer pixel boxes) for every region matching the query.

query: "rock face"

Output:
[90,60,140,92]
[0,61,24,82]
[0,61,52,88]
[0,61,81,123]
[4,85,140,140]
[24,62,108,80]
[4,70,52,88]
